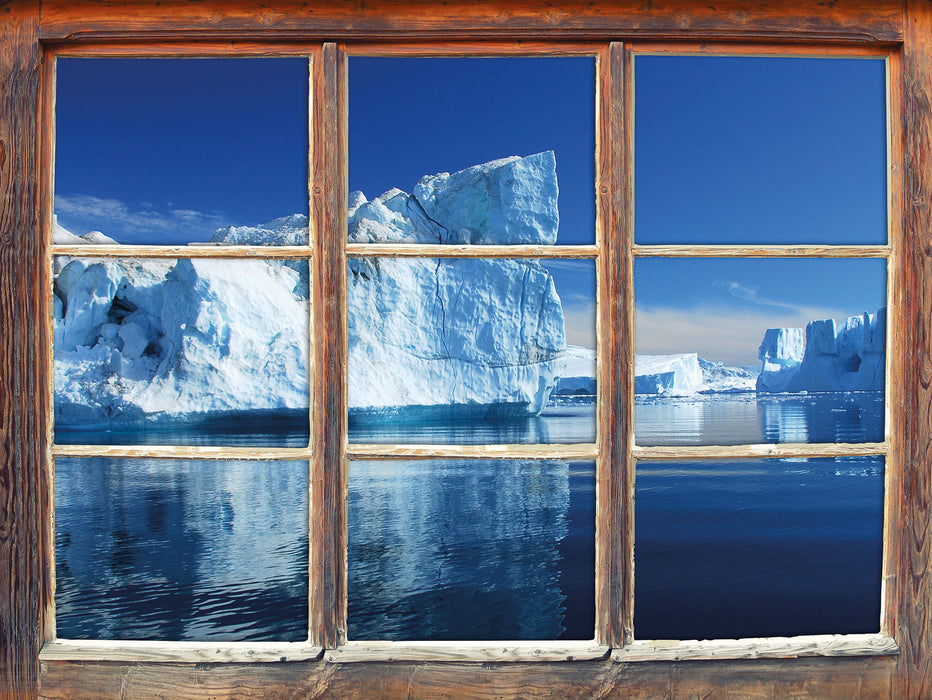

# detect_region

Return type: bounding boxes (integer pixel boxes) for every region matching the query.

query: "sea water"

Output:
[55,391,884,642]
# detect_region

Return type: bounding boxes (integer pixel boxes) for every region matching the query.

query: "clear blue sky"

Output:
[55,55,888,364]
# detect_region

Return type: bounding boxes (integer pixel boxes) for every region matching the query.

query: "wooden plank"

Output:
[633,244,890,258]
[347,443,597,460]
[38,656,895,699]
[51,42,320,57]
[52,244,313,259]
[630,41,894,58]
[880,48,902,638]
[38,0,903,44]
[595,41,630,649]
[39,641,322,664]
[345,244,598,259]
[51,445,311,461]
[892,2,932,697]
[633,442,888,461]
[345,41,602,56]
[326,641,608,663]
[309,41,347,650]
[614,634,898,663]
[0,2,46,698]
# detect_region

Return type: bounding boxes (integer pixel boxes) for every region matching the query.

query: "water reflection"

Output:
[55,458,309,641]
[348,459,595,641]
[635,456,884,640]
[635,392,883,446]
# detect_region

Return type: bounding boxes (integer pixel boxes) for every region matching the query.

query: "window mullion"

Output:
[595,40,633,648]
[309,41,348,649]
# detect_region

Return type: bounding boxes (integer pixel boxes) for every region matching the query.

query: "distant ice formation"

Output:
[553,347,756,396]
[757,309,886,393]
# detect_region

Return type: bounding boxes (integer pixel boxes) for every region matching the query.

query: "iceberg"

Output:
[53,153,566,427]
[347,152,563,421]
[552,347,735,396]
[756,308,886,393]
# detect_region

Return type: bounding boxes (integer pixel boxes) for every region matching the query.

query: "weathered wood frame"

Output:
[1,1,929,697]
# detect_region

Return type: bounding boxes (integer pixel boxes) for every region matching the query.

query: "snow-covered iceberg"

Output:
[347,153,563,421]
[756,309,886,393]
[552,347,741,396]
[54,153,566,428]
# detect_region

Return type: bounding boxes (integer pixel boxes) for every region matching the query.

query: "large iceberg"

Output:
[756,308,886,393]
[53,153,566,428]
[347,152,563,421]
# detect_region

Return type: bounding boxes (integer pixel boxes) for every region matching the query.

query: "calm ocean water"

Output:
[55,392,884,641]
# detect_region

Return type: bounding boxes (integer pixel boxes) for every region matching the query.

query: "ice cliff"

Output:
[53,153,565,428]
[757,308,886,393]
[347,152,563,420]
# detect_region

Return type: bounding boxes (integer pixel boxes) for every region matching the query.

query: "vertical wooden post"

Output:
[894,1,932,696]
[310,42,348,648]
[596,41,633,647]
[0,0,48,697]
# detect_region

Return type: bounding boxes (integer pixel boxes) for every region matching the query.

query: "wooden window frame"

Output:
[2,1,929,697]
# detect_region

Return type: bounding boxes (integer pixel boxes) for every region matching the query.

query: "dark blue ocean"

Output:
[55,392,884,642]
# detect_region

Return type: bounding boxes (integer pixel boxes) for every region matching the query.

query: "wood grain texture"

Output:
[52,244,313,258]
[595,41,630,648]
[37,0,903,44]
[326,641,608,663]
[38,656,895,699]
[39,641,322,663]
[51,445,311,461]
[309,41,347,649]
[893,2,932,697]
[633,442,888,461]
[633,244,890,258]
[614,634,898,663]
[0,2,47,698]
[346,243,598,258]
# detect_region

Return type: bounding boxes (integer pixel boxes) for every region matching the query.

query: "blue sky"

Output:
[55,58,309,243]
[55,55,887,365]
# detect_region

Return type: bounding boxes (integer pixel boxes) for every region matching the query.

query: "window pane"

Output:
[347,258,595,444]
[55,58,309,245]
[55,458,309,641]
[53,257,310,446]
[348,57,595,245]
[634,457,884,639]
[348,459,595,641]
[634,257,886,445]
[635,55,886,245]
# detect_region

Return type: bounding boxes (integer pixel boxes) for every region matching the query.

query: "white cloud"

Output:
[55,194,232,244]
[563,299,596,349]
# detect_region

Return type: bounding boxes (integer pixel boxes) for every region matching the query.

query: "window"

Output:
[3,2,930,698]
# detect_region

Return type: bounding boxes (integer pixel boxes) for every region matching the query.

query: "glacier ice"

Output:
[756,309,886,393]
[54,153,567,428]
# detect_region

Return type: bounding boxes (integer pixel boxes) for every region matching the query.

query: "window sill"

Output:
[39,640,323,663]
[612,634,899,663]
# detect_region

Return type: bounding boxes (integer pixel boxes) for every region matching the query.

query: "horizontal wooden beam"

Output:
[346,244,598,259]
[52,245,312,259]
[633,244,891,258]
[38,655,897,698]
[326,641,608,663]
[51,445,311,461]
[38,0,903,44]
[39,641,322,664]
[633,442,888,460]
[614,634,898,663]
